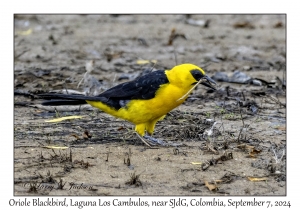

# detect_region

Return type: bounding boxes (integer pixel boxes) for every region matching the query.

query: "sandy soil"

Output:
[14,14,286,196]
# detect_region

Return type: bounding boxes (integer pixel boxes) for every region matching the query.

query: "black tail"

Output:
[41,99,87,106]
[38,93,104,106]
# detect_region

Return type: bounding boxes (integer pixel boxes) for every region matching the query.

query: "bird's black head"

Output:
[190,69,217,91]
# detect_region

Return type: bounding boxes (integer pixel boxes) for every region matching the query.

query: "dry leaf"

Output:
[45,116,83,123]
[136,60,157,65]
[190,162,202,165]
[117,126,125,131]
[248,153,257,158]
[167,28,187,45]
[233,22,255,29]
[70,134,80,140]
[42,146,69,150]
[250,149,261,155]
[104,50,123,62]
[204,181,217,191]
[247,177,268,182]
[274,22,283,28]
[237,144,254,151]
[83,130,92,139]
[276,126,286,131]
[248,148,261,158]
[251,149,261,154]
[17,28,32,36]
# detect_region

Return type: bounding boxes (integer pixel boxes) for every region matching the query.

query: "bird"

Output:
[39,63,217,147]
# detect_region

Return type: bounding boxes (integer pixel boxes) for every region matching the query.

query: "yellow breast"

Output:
[86,82,190,125]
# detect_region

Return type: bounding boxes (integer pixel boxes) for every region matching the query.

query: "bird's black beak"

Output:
[190,69,217,91]
[200,75,217,90]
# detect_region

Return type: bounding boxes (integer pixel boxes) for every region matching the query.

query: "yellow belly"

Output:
[86,83,189,125]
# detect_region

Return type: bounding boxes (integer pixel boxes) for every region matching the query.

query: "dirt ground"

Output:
[14,14,286,196]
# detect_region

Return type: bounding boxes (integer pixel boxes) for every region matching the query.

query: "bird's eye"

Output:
[190,69,204,81]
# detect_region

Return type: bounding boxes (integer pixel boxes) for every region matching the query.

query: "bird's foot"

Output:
[135,133,182,147]
[143,135,167,146]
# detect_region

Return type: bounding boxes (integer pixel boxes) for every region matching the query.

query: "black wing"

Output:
[98,70,169,109]
[39,70,169,110]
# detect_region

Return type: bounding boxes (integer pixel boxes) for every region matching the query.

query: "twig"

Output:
[269,95,286,108]
[149,61,157,73]
[272,146,285,164]
[177,78,206,101]
[15,49,30,59]
[14,90,35,99]
[279,149,285,163]
[174,47,178,65]
[238,104,245,127]
[271,146,278,163]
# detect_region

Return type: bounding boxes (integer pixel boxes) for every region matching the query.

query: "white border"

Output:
[3,0,298,209]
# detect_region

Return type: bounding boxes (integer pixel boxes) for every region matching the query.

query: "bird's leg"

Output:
[135,133,152,147]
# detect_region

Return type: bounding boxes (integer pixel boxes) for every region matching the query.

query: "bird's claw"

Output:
[143,135,167,146]
[135,132,182,147]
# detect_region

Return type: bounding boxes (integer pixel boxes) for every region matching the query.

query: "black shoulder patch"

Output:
[98,70,169,110]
